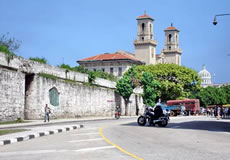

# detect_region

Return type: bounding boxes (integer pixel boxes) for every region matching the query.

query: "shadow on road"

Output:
[121,120,230,133]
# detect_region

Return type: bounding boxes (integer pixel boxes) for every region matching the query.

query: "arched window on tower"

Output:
[142,23,145,32]
[169,34,172,43]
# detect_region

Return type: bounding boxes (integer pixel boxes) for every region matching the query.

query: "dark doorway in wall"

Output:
[115,92,122,114]
[24,73,35,119]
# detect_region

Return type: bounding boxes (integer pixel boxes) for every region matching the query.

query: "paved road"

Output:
[0,116,230,160]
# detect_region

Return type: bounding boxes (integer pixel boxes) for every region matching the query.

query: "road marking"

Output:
[71,132,98,136]
[69,138,103,143]
[99,127,144,160]
[0,150,66,156]
[0,146,115,156]
[74,146,115,152]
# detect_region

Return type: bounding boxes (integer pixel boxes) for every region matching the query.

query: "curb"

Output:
[0,124,84,146]
[0,116,138,130]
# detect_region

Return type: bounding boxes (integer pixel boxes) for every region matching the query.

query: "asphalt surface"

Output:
[0,116,230,160]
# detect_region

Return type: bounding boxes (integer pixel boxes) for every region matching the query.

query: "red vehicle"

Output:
[167,99,200,115]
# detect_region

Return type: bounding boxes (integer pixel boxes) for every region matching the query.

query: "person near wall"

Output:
[44,104,51,122]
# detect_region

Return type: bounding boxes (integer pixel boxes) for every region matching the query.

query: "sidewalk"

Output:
[0,116,136,146]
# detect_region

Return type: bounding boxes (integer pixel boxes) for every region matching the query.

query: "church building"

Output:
[77,13,182,77]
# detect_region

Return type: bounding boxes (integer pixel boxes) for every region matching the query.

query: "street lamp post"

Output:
[213,14,230,25]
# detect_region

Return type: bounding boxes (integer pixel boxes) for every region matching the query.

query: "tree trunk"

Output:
[124,99,129,116]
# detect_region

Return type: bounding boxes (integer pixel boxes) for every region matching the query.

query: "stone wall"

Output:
[0,52,144,121]
[0,65,25,121]
[25,75,116,119]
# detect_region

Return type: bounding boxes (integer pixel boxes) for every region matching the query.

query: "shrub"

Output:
[29,57,47,64]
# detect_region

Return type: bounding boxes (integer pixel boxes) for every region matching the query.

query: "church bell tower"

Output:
[162,23,182,65]
[133,13,157,65]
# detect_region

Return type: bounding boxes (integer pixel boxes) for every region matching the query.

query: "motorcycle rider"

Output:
[148,104,163,126]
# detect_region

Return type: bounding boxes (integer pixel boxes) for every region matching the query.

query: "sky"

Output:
[0,0,230,83]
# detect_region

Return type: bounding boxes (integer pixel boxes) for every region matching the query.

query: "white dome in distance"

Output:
[198,65,212,87]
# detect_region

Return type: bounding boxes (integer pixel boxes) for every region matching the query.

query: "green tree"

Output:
[116,75,133,115]
[215,87,227,105]
[116,66,137,115]
[59,64,72,70]
[0,33,21,63]
[72,66,88,73]
[136,64,201,102]
[221,85,230,104]
[141,72,160,106]
[195,87,213,107]
[195,86,227,107]
[0,33,21,53]
[88,71,96,84]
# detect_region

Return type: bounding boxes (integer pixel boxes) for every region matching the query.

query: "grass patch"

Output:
[64,79,76,84]
[0,129,27,136]
[0,118,30,125]
[38,73,58,80]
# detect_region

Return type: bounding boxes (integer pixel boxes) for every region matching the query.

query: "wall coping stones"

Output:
[0,52,116,89]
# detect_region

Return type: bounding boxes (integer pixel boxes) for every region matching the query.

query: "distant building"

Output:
[198,65,212,87]
[77,51,143,78]
[160,24,182,65]
[77,13,182,76]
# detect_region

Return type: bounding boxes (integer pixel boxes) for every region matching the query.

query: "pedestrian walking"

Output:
[220,107,224,118]
[228,108,230,118]
[44,104,51,122]
[217,106,220,120]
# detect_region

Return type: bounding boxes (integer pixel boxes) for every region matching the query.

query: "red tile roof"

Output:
[78,52,141,62]
[138,14,151,18]
[166,26,176,30]
[164,26,179,31]
[137,14,153,20]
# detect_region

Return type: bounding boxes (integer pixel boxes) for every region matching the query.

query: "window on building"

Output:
[118,67,122,76]
[102,68,105,72]
[142,23,145,32]
[93,68,96,71]
[169,46,171,50]
[169,34,172,42]
[152,48,154,57]
[142,37,144,40]
[49,87,59,106]
[110,68,114,75]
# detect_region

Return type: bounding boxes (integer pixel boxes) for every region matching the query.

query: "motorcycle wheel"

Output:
[159,119,168,127]
[137,116,146,126]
